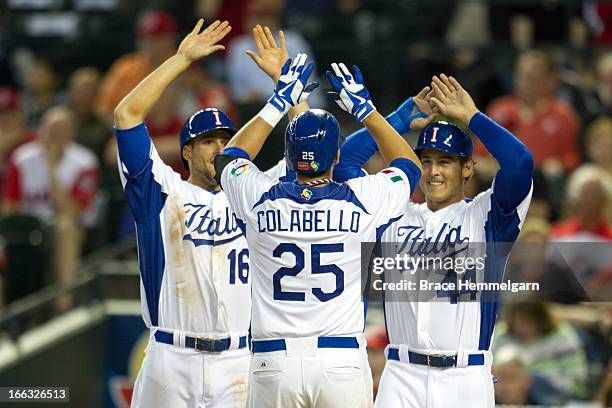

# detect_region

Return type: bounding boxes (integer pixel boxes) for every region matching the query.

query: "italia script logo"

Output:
[183,203,243,245]
[397,223,469,257]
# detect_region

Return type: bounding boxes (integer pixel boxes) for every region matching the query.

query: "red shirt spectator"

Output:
[483,96,580,171]
[4,140,99,226]
[551,218,612,240]
[478,50,581,173]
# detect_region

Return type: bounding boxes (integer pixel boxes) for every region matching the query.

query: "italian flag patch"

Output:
[382,169,402,183]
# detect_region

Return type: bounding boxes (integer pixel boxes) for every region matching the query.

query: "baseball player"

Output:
[214,56,423,407]
[113,20,302,407]
[369,75,534,407]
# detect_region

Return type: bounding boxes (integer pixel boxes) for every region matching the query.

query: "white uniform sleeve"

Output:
[263,159,287,180]
[221,158,277,223]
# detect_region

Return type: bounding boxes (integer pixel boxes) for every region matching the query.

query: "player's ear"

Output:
[183,144,192,164]
[462,158,474,181]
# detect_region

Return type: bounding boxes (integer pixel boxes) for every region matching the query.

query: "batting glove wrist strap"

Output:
[394,97,428,132]
[326,63,376,122]
[259,102,286,127]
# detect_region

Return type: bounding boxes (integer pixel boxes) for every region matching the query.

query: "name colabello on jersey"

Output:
[256,208,361,233]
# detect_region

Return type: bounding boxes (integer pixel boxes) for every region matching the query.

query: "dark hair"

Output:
[506,301,557,338]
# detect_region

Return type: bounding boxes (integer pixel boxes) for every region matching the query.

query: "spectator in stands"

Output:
[484,50,581,175]
[2,107,99,306]
[553,167,612,239]
[572,117,612,221]
[584,116,612,178]
[68,67,113,164]
[225,0,324,107]
[551,168,612,293]
[0,87,30,198]
[20,57,65,129]
[96,10,178,119]
[493,345,565,406]
[494,301,589,401]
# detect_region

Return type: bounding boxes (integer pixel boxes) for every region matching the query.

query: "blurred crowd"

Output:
[0,0,611,406]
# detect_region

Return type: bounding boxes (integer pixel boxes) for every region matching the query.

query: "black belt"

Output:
[154,330,247,352]
[387,347,484,368]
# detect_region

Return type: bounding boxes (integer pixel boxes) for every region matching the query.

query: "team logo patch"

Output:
[382,169,402,183]
[301,188,312,200]
[310,161,319,172]
[230,163,249,176]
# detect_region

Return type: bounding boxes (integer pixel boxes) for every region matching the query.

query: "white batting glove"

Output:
[326,63,376,122]
[260,53,319,126]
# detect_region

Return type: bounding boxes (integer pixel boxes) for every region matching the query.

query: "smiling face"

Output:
[418,149,474,211]
[182,130,231,189]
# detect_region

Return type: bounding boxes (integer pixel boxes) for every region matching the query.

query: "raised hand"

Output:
[430,74,479,125]
[177,19,231,62]
[246,25,288,84]
[326,63,375,122]
[394,86,437,131]
[267,53,319,113]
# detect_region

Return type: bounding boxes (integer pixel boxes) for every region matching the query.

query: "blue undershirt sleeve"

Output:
[468,112,534,211]
[115,122,153,176]
[223,147,250,160]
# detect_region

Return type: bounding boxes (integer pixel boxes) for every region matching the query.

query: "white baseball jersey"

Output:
[221,157,415,340]
[117,123,284,336]
[381,180,533,352]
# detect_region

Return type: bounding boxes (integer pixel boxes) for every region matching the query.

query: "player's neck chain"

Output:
[301,178,333,187]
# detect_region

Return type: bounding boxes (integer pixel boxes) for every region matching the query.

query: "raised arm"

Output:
[222,54,318,160]
[326,63,422,181]
[430,74,534,210]
[113,19,231,129]
[246,25,309,120]
[334,87,435,182]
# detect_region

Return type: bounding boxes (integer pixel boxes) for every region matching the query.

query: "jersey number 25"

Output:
[272,243,344,302]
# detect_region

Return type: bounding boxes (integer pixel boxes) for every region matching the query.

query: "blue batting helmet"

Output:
[416,121,473,158]
[285,109,341,174]
[179,108,237,170]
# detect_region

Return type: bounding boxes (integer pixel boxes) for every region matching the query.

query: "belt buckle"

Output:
[194,337,217,352]
[427,353,442,366]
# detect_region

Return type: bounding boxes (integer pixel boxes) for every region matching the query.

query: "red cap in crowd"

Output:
[0,87,19,112]
[137,10,177,38]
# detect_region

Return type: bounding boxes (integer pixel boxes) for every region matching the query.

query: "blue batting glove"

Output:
[325,63,375,122]
[267,53,319,114]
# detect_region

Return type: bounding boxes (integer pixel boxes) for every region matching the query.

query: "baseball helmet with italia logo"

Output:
[416,121,473,158]
[179,108,237,170]
[285,109,341,175]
